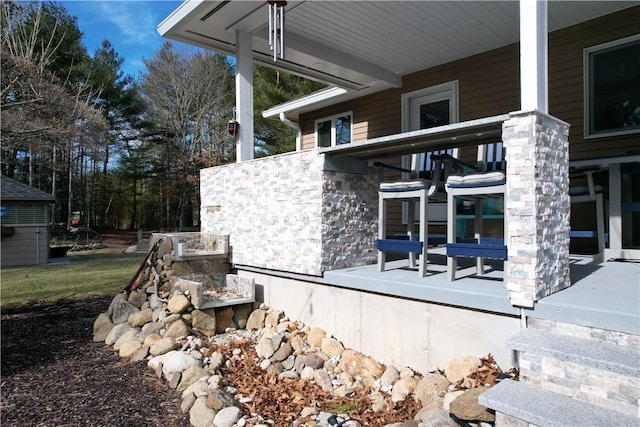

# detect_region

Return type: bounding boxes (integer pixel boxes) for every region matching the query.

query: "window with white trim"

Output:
[315,112,352,147]
[584,34,640,138]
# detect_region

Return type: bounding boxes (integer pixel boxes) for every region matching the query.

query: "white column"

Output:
[519,0,548,113]
[236,30,254,162]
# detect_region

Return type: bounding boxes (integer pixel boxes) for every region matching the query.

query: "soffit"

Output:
[159,1,638,92]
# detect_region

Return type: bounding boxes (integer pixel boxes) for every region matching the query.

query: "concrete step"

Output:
[480,379,639,427]
[506,328,640,378]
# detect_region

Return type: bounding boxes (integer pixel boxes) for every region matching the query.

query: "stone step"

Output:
[479,379,640,427]
[506,328,640,378]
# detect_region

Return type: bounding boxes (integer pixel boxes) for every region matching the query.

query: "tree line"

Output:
[1,0,324,231]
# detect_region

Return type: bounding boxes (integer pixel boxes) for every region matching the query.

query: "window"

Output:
[584,35,640,138]
[0,203,48,225]
[315,112,352,147]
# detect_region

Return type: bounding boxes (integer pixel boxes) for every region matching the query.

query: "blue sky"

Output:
[61,1,184,78]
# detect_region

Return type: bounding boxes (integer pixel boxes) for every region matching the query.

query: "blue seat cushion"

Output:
[446,237,507,259]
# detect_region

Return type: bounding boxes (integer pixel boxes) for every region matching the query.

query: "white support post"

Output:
[236,30,254,162]
[519,0,548,113]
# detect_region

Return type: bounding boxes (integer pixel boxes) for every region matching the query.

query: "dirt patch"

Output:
[0,296,190,427]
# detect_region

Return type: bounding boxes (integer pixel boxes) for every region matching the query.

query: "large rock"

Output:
[264,310,283,328]
[168,294,191,314]
[191,310,216,336]
[148,294,165,310]
[119,340,143,358]
[392,376,419,397]
[245,309,267,330]
[107,292,127,318]
[112,300,140,324]
[177,366,209,392]
[93,322,114,342]
[105,323,134,346]
[128,290,148,308]
[190,396,216,427]
[93,312,111,333]
[306,327,326,348]
[421,410,459,427]
[270,342,292,362]
[213,406,243,427]
[338,349,384,381]
[413,373,450,406]
[449,387,495,423]
[255,336,277,359]
[413,398,445,423]
[163,319,191,339]
[113,330,140,351]
[206,388,237,411]
[149,337,177,356]
[215,307,235,333]
[149,350,201,380]
[444,355,480,384]
[380,366,400,388]
[129,308,153,327]
[320,337,344,358]
[232,303,253,329]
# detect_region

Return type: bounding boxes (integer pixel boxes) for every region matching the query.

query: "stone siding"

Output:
[503,110,571,307]
[200,150,378,276]
[528,318,640,349]
[519,318,640,417]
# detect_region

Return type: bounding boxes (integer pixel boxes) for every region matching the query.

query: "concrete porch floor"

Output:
[323,248,639,336]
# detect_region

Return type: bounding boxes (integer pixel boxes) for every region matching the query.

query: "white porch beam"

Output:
[519,0,548,113]
[236,30,254,162]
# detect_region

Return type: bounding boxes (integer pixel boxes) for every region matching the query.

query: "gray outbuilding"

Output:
[1,175,56,267]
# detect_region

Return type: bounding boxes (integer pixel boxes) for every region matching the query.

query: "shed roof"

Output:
[1,175,56,202]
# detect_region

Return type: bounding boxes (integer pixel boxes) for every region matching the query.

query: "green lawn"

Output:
[0,252,147,307]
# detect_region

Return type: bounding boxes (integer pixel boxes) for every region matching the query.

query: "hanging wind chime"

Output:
[268,1,287,62]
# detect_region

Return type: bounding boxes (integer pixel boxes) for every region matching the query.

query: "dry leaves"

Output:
[212,340,421,426]
[455,353,519,390]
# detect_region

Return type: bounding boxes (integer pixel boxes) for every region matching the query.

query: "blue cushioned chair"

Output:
[376,149,466,277]
[569,168,607,261]
[445,142,507,281]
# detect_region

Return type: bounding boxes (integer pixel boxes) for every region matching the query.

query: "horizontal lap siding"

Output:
[549,6,640,160]
[1,226,50,267]
[301,7,639,159]
[298,7,638,235]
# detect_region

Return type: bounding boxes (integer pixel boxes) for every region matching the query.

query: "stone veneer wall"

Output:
[503,110,571,307]
[521,318,640,417]
[200,149,378,276]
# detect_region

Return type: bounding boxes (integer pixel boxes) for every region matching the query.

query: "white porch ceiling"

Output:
[159,1,637,92]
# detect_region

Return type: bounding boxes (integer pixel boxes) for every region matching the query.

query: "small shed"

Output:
[1,175,56,267]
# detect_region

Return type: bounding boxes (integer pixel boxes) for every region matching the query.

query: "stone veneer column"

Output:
[503,110,571,307]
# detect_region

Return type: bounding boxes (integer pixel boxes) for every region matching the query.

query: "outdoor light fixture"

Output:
[228,119,239,138]
[228,107,239,138]
[268,0,287,62]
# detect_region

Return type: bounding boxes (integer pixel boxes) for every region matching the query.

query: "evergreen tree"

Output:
[253,65,325,155]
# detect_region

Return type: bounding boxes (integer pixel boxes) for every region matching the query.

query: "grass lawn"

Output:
[0,252,147,307]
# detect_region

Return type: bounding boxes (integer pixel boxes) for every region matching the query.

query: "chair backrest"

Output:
[476,142,505,172]
[412,148,460,179]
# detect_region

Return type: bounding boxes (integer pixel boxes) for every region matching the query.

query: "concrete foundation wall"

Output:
[239,269,521,373]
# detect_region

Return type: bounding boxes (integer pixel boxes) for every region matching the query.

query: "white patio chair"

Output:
[445,142,507,281]
[569,168,607,261]
[376,148,469,277]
